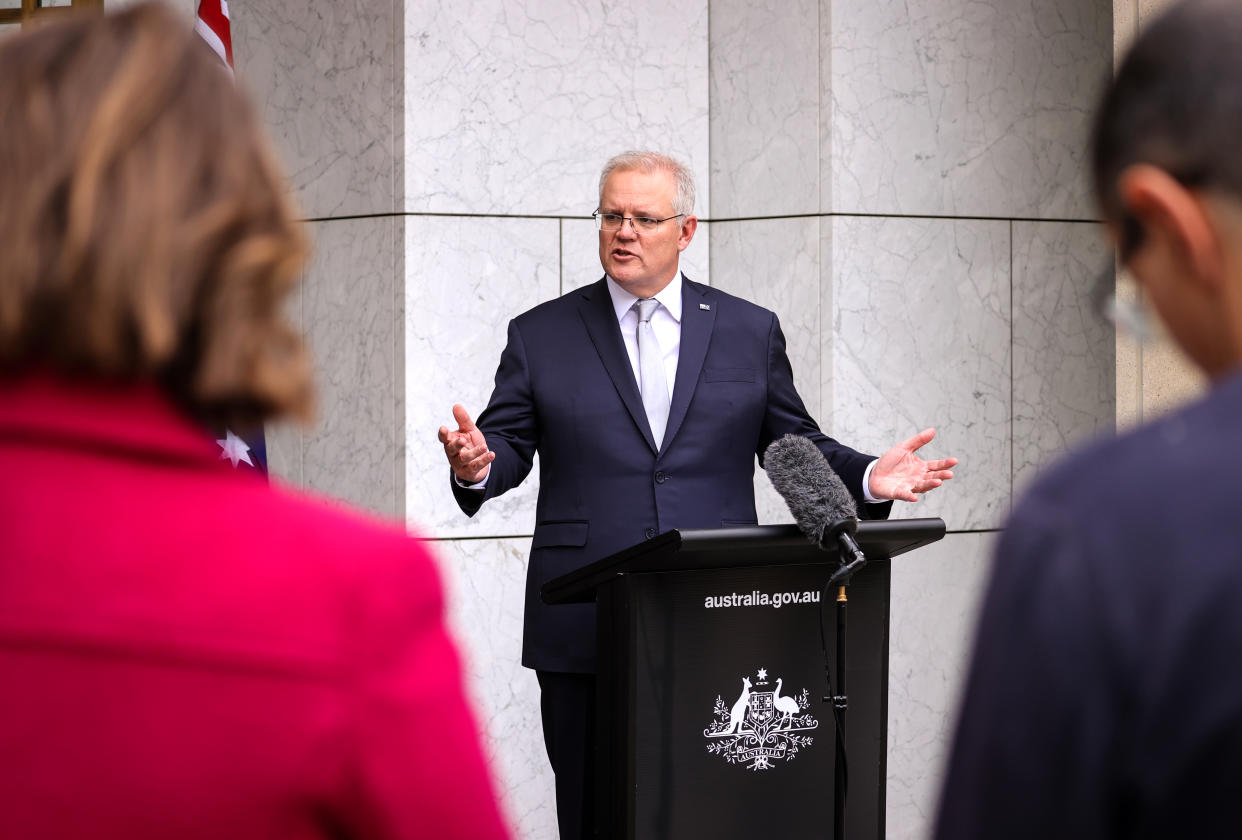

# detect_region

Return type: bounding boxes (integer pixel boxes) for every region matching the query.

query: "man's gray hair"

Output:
[598,151,696,217]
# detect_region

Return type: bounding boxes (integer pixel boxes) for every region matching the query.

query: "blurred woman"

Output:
[0,4,510,838]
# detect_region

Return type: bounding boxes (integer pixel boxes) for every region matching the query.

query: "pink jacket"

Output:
[0,374,511,840]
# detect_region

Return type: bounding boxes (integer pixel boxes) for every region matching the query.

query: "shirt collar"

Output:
[605,271,684,325]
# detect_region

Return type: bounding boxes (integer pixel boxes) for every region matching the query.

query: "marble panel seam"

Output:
[422,535,536,543]
[703,212,1105,224]
[299,212,1108,224]
[393,212,406,520]
[419,529,1004,541]
[1009,220,1016,517]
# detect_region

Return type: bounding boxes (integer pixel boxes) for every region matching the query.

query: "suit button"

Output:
[644,527,656,540]
[655,471,667,484]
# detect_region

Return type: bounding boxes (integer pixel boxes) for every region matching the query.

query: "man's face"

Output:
[597,167,697,298]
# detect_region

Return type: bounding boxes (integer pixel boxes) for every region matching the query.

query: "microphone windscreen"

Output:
[764,434,858,546]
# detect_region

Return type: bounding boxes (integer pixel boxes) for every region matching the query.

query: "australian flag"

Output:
[215,427,268,477]
[197,4,265,479]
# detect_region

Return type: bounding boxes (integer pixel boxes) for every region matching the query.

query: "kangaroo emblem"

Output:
[726,676,752,734]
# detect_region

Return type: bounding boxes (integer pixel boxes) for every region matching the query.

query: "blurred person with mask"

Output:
[0,5,510,838]
[936,1,1242,836]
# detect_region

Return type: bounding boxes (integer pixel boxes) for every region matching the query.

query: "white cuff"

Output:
[454,472,489,491]
[861,459,880,504]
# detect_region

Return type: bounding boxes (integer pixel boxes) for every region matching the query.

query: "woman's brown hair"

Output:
[0,2,313,428]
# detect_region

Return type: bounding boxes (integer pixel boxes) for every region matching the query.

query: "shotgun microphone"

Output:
[764,434,867,576]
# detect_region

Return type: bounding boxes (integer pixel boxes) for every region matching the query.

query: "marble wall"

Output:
[886,531,995,834]
[233,0,407,519]
[828,0,1107,220]
[404,1,710,217]
[226,0,1115,837]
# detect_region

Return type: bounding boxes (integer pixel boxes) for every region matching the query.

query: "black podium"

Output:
[543,519,945,840]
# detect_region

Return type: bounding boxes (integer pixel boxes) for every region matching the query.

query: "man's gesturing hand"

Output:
[438,404,494,484]
[867,427,958,503]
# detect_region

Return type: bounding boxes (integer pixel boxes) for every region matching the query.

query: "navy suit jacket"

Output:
[936,368,1242,838]
[453,275,889,673]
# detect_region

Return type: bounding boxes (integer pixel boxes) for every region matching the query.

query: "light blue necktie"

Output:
[636,298,670,448]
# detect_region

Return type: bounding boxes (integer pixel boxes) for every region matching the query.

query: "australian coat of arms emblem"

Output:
[703,667,818,770]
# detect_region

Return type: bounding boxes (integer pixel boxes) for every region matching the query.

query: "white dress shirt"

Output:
[605,273,681,401]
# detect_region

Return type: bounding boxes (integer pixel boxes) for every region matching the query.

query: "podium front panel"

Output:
[599,560,890,839]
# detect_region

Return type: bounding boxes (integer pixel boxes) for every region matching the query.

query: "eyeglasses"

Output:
[592,211,685,232]
[1091,263,1158,342]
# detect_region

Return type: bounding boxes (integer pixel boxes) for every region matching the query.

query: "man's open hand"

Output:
[438,404,494,484]
[867,428,958,502]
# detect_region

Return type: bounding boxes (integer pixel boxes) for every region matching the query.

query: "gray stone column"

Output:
[230,0,406,519]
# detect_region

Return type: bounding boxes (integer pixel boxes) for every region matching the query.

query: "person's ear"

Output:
[678,215,698,251]
[1117,164,1225,290]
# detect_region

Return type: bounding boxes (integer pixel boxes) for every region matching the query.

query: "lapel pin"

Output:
[700,303,711,311]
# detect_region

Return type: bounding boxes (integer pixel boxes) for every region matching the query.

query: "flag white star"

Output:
[757,667,768,681]
[217,429,254,468]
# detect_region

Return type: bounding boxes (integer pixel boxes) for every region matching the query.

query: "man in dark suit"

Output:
[935,2,1242,837]
[440,150,957,838]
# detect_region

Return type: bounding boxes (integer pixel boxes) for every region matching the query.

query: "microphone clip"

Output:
[823,516,867,587]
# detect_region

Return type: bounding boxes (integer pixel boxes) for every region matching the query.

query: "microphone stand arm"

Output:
[822,519,867,840]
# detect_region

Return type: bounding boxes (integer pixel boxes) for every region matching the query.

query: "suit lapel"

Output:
[664,276,714,451]
[576,278,659,454]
